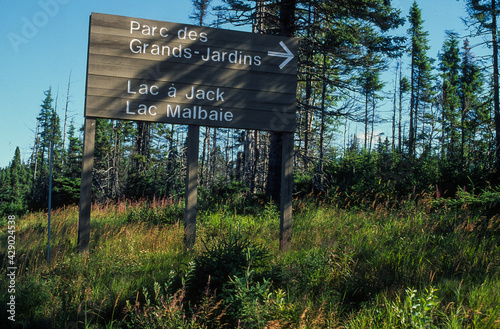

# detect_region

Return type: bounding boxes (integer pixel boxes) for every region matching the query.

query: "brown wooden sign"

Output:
[85,13,298,132]
[79,13,298,253]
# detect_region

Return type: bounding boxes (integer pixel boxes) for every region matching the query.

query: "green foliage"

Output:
[125,198,184,225]
[293,172,314,197]
[390,287,442,328]
[222,267,275,328]
[0,148,31,217]
[2,198,500,327]
[124,280,225,329]
[198,180,251,212]
[348,286,443,328]
[0,275,54,329]
[183,231,270,307]
[432,186,500,217]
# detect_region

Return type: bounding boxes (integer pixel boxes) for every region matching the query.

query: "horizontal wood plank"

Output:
[85,95,296,131]
[85,12,298,132]
[86,75,294,107]
[87,54,296,94]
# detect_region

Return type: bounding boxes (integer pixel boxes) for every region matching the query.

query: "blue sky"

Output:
[0,0,470,168]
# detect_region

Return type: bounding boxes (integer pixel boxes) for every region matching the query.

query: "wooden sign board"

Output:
[85,13,298,132]
[79,13,298,253]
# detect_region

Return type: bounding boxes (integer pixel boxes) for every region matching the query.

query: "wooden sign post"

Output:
[280,131,293,250]
[79,13,298,252]
[184,125,199,248]
[78,118,95,252]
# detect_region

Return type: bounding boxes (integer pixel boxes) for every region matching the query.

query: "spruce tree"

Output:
[52,121,82,207]
[0,147,30,216]
[32,88,63,209]
[465,0,500,175]
[439,31,461,161]
[407,1,434,158]
[36,88,55,172]
[460,38,489,176]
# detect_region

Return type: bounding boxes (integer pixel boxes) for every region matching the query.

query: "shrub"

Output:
[184,231,270,306]
[123,281,225,329]
[389,287,442,328]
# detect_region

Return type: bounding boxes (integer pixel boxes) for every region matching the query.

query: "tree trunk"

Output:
[318,54,327,187]
[266,0,296,203]
[492,0,500,173]
[200,127,210,186]
[409,54,415,158]
[210,128,217,183]
[62,71,71,167]
[399,69,403,154]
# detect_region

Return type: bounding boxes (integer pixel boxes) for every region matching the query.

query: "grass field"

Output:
[1,195,499,328]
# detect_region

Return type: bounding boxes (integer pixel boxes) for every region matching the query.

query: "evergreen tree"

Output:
[35,88,55,172]
[9,147,23,207]
[0,168,10,215]
[93,119,115,201]
[358,66,385,152]
[216,0,404,194]
[460,38,489,177]
[31,88,63,209]
[0,147,30,216]
[407,1,434,158]
[65,121,83,177]
[398,76,411,153]
[52,121,83,207]
[466,0,500,174]
[439,31,461,161]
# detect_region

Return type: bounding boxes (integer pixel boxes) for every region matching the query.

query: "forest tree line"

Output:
[1,0,500,217]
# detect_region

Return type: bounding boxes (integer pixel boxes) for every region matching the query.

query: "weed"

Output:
[1,198,500,328]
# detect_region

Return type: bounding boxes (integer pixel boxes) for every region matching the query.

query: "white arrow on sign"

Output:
[268,41,295,69]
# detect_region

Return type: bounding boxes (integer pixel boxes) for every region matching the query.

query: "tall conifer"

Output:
[466,0,500,175]
[407,1,433,158]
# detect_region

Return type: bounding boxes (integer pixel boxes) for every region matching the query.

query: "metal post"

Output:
[47,140,54,262]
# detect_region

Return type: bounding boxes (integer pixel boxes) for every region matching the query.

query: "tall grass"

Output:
[1,195,499,328]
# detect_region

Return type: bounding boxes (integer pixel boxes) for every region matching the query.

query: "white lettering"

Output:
[137,104,147,115]
[168,85,177,97]
[182,107,192,119]
[127,80,159,95]
[150,85,158,95]
[126,101,157,116]
[198,107,207,120]
[126,100,135,114]
[185,87,224,102]
[160,27,169,37]
[199,32,208,42]
[177,27,208,42]
[130,20,140,34]
[130,39,142,53]
[167,104,181,117]
[127,80,136,94]
[129,39,149,54]
[201,47,261,66]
